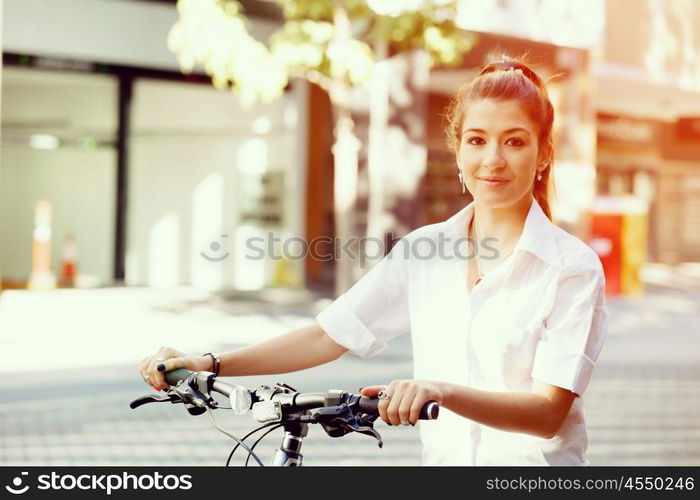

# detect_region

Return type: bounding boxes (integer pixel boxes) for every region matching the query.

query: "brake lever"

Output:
[167,372,218,416]
[130,372,217,415]
[129,392,180,409]
[357,413,379,426]
[315,404,384,448]
[331,417,383,448]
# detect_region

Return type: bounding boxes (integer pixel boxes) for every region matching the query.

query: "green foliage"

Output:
[368,9,475,66]
[270,19,334,71]
[168,0,475,107]
[269,19,374,86]
[275,0,370,21]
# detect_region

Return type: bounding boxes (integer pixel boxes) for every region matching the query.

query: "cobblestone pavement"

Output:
[1,281,699,466]
[585,284,700,466]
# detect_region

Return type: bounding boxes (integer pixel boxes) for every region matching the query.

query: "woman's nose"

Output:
[482,145,505,167]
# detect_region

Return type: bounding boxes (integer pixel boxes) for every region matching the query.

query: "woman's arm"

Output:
[140,322,348,390]
[217,322,348,376]
[439,380,576,438]
[362,379,575,439]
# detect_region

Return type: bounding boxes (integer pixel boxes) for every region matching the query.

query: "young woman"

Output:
[139,55,608,466]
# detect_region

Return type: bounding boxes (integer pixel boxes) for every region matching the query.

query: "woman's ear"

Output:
[538,138,554,167]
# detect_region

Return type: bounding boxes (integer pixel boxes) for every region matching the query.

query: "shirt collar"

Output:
[444,197,562,268]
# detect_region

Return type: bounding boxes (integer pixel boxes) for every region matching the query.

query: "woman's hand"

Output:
[138,346,210,391]
[361,379,445,426]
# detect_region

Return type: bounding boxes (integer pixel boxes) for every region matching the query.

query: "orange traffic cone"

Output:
[28,200,56,290]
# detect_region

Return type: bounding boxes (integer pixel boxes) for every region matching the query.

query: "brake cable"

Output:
[245,424,285,467]
[226,422,281,466]
[206,406,265,467]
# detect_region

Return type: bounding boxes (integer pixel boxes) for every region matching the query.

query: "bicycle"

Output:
[130,368,439,466]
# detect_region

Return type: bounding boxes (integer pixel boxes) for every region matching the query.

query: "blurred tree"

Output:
[168,0,475,293]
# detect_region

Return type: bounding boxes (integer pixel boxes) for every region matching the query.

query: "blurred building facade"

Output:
[1,0,308,291]
[1,0,699,294]
[593,0,700,265]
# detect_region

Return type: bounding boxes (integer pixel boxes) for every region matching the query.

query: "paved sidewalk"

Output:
[585,283,700,465]
[1,266,699,465]
[0,287,333,374]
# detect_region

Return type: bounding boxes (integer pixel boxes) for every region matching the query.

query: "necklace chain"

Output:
[471,218,484,283]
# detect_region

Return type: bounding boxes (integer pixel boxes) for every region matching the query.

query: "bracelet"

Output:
[202,352,220,376]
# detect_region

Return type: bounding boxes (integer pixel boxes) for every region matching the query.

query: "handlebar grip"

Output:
[164,368,193,386]
[358,397,439,420]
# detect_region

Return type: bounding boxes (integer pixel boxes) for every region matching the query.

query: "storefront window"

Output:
[1,66,118,288]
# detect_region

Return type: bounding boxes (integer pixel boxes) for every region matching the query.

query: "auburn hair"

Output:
[445,54,555,219]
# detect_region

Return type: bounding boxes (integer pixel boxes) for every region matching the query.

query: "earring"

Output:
[457,172,466,194]
[537,162,547,182]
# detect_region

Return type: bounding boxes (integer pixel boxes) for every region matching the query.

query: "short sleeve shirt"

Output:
[316,198,609,465]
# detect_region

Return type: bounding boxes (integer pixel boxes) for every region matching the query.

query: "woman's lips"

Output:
[479,177,509,186]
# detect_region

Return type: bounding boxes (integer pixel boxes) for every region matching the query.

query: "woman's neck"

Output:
[471,195,532,251]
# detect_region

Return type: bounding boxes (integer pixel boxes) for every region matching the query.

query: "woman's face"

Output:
[457,98,541,210]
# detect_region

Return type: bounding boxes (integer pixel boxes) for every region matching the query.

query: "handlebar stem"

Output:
[270,421,308,467]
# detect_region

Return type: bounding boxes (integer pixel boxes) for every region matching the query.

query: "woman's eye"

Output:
[466,136,485,145]
[506,137,525,147]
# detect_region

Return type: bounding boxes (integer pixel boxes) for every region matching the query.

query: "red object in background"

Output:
[59,234,77,288]
[590,213,622,296]
[676,116,700,141]
[61,261,76,283]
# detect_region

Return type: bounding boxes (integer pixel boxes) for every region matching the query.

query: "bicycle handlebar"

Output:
[356,396,439,420]
[132,367,441,465]
[163,368,439,421]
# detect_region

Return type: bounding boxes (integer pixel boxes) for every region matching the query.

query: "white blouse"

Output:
[316,197,608,465]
